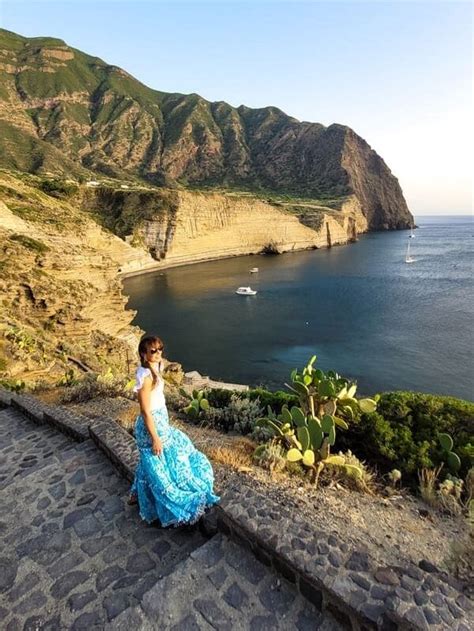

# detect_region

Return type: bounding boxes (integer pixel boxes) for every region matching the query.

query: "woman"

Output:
[130,335,219,526]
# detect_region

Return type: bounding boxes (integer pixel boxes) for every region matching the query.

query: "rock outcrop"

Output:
[0,171,157,382]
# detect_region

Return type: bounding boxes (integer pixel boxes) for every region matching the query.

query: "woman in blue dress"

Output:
[130,335,219,526]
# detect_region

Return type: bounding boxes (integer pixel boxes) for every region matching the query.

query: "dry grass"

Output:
[171,417,257,471]
[202,436,257,472]
[418,466,442,507]
[205,445,254,472]
[116,403,139,431]
[34,387,66,405]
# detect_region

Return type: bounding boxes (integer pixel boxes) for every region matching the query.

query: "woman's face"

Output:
[144,342,163,363]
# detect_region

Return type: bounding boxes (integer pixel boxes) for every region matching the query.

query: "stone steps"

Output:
[107,533,340,631]
[0,408,207,629]
[1,389,472,631]
[0,399,340,630]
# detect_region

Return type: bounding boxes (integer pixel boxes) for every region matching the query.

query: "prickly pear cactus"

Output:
[255,356,377,487]
[439,432,462,473]
[181,389,210,419]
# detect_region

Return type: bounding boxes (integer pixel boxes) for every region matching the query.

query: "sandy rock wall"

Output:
[135,191,367,267]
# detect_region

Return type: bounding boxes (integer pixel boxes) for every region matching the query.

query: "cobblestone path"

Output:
[0,408,342,630]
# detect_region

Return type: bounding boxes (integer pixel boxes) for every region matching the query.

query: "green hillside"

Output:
[0,28,413,229]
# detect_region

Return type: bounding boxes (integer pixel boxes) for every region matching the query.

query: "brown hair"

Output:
[138,335,164,387]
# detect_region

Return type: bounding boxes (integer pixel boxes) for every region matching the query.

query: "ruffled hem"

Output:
[137,488,219,527]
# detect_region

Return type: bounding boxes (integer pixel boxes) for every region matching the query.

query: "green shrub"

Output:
[0,378,25,392]
[39,178,78,198]
[4,326,37,353]
[338,391,474,485]
[206,387,298,413]
[205,388,233,409]
[248,388,298,413]
[205,394,264,436]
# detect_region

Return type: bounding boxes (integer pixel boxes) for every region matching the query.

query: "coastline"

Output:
[118,238,362,280]
[121,217,474,401]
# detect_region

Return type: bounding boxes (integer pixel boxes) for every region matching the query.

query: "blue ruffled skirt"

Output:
[130,406,219,527]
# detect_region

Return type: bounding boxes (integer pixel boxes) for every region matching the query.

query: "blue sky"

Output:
[2,1,472,214]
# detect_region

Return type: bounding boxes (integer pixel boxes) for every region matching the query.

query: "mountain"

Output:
[0,29,413,230]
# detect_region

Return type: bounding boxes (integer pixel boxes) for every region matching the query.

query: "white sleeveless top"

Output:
[134,366,166,411]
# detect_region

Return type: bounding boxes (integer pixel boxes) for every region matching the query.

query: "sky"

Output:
[1,0,472,215]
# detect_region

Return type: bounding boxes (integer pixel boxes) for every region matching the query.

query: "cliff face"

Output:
[135,192,367,266]
[341,129,411,230]
[0,28,413,231]
[82,187,368,270]
[0,171,157,382]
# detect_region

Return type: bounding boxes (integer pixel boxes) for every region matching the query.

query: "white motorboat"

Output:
[250,267,259,273]
[236,286,257,295]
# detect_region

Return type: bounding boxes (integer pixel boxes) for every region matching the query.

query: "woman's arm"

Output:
[138,377,163,456]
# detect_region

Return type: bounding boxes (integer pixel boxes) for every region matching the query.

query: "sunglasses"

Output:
[149,347,163,354]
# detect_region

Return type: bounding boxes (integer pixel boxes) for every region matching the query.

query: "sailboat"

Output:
[409,225,416,238]
[405,239,415,264]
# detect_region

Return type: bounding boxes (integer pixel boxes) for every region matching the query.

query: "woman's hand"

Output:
[152,436,163,456]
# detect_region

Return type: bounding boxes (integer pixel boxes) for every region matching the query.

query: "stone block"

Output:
[0,556,18,593]
[223,582,248,610]
[50,571,89,599]
[68,590,97,612]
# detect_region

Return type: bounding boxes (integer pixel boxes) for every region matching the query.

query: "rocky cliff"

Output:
[0,28,413,231]
[82,187,367,270]
[0,171,157,383]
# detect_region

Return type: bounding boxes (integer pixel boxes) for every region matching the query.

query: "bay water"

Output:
[123,216,473,401]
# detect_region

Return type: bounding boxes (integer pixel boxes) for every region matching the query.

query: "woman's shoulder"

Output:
[134,366,152,392]
[136,365,151,378]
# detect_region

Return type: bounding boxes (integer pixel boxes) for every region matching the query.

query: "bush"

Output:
[0,378,25,392]
[39,179,78,198]
[247,388,298,413]
[5,325,37,353]
[60,370,135,403]
[338,391,474,486]
[206,387,298,414]
[205,394,263,435]
[205,388,234,409]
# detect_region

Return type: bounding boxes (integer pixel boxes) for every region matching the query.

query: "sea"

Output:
[123,216,474,401]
